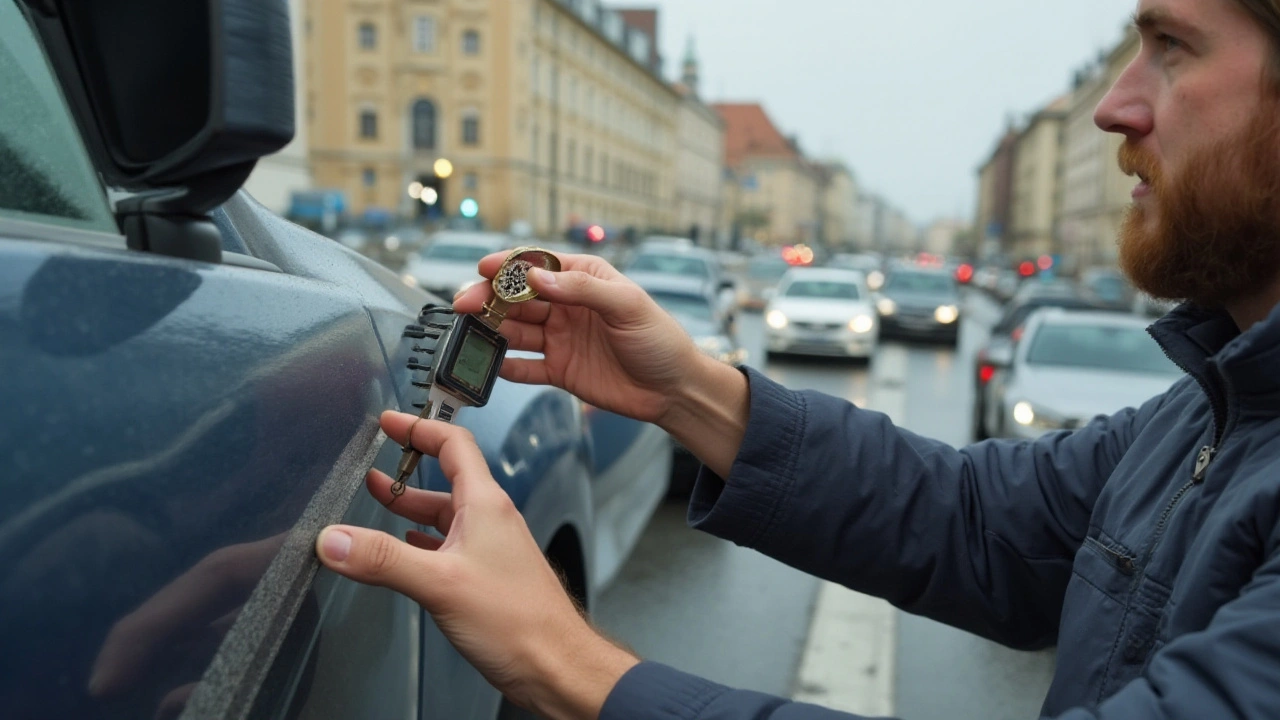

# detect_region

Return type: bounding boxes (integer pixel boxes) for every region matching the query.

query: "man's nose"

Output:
[1095,58,1154,140]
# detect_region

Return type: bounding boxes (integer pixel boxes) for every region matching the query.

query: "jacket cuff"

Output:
[599,661,730,720]
[687,366,806,549]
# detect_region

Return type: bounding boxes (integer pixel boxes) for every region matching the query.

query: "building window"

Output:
[411,99,437,149]
[600,153,608,184]
[462,30,480,55]
[584,146,593,181]
[362,168,376,187]
[462,114,480,146]
[566,140,576,177]
[358,22,376,50]
[531,124,539,167]
[359,109,378,139]
[464,172,478,190]
[531,55,540,96]
[412,16,436,53]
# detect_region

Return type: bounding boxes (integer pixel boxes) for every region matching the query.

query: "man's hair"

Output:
[1236,0,1280,85]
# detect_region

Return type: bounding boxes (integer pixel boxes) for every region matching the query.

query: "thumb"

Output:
[316,525,442,601]
[528,267,645,322]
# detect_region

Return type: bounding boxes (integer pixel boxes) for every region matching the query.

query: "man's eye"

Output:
[1156,32,1184,52]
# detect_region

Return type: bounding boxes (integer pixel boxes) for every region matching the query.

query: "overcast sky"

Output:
[648,0,1136,226]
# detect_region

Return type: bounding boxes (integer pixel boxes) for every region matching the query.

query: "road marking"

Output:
[790,343,906,714]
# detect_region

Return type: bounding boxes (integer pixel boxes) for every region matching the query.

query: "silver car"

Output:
[401,231,510,296]
[764,268,879,359]
[981,309,1183,440]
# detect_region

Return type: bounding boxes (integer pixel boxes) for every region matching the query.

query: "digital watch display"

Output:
[432,314,506,409]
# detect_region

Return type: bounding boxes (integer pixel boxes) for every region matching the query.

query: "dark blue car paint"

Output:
[0,189,667,719]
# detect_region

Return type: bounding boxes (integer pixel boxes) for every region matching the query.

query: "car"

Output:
[402,231,511,296]
[0,5,669,719]
[764,268,879,360]
[635,277,748,496]
[1079,267,1136,310]
[740,253,793,310]
[977,310,1182,441]
[874,268,963,345]
[971,289,1108,440]
[622,243,737,329]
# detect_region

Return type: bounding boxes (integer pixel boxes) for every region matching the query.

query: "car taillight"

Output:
[979,364,996,385]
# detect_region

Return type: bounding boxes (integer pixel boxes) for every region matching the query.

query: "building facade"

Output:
[817,161,859,250]
[1008,95,1069,260]
[671,40,725,245]
[975,125,1019,258]
[307,0,679,236]
[714,102,820,246]
[1058,30,1140,273]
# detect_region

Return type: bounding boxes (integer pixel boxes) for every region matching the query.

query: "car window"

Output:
[648,291,714,321]
[883,272,954,294]
[420,243,493,261]
[783,280,862,300]
[1025,323,1180,375]
[628,254,711,279]
[0,1,116,233]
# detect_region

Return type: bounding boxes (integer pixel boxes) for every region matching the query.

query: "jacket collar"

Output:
[1151,300,1280,400]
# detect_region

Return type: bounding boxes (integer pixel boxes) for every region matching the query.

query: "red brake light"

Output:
[957,264,974,283]
[979,364,996,385]
[587,225,606,243]
[1019,261,1036,277]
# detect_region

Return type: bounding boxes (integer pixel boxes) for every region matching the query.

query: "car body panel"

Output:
[876,269,961,342]
[764,269,878,358]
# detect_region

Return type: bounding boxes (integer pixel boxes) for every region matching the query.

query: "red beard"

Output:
[1117,109,1280,308]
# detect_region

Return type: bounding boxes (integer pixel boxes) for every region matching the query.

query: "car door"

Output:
[0,6,420,718]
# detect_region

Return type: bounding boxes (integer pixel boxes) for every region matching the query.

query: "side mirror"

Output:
[24,0,295,259]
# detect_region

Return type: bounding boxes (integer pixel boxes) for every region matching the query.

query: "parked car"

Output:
[977,310,1182,440]
[874,267,962,346]
[1079,267,1136,310]
[635,277,747,496]
[622,243,737,329]
[971,284,1106,440]
[741,253,793,309]
[764,268,879,360]
[402,231,511,296]
[0,6,668,719]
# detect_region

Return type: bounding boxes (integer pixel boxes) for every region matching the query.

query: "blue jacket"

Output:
[600,302,1280,719]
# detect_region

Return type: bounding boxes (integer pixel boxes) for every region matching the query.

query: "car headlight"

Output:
[876,298,897,316]
[849,315,875,333]
[766,310,789,329]
[1013,401,1067,430]
[867,271,885,291]
[935,304,959,324]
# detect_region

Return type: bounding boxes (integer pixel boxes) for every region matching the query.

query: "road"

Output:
[593,289,1057,719]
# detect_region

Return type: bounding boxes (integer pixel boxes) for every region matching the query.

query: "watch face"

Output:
[435,315,507,407]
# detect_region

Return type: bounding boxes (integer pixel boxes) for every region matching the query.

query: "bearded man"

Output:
[316,0,1280,718]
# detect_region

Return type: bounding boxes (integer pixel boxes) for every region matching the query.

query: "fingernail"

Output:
[319,528,352,562]
[530,268,556,287]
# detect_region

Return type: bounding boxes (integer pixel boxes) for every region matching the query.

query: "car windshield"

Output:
[1025,324,1180,375]
[783,280,862,300]
[421,243,493,262]
[628,254,711,279]
[648,291,714,321]
[748,257,791,279]
[884,272,954,294]
[1088,275,1128,302]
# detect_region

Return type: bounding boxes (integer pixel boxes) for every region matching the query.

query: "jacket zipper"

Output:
[1154,342,1230,482]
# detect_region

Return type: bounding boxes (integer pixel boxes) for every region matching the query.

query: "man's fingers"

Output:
[316,525,449,600]
[497,357,552,386]
[497,318,546,353]
[406,529,445,551]
[366,470,455,532]
[379,412,497,502]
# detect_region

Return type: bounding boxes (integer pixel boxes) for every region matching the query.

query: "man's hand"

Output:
[316,411,639,720]
[454,251,751,478]
[453,252,700,426]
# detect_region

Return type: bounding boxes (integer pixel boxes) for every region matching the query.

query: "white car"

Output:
[982,309,1183,440]
[764,268,879,359]
[402,231,510,296]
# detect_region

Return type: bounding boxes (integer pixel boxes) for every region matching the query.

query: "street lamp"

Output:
[421,187,439,206]
[408,181,424,199]
[433,158,454,179]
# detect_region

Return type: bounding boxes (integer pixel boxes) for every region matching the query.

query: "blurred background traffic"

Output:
[241,1,1167,717]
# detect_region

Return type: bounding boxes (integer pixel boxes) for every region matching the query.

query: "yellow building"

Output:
[307,0,679,236]
[1058,29,1140,273]
[714,102,820,246]
[671,40,725,244]
[1008,95,1069,260]
[817,161,859,250]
